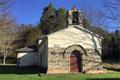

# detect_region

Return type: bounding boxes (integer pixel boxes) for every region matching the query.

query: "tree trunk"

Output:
[3,56,6,64]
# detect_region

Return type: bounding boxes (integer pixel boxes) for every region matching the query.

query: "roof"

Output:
[47,25,103,39]
[38,35,47,39]
[73,25,103,39]
[16,47,35,52]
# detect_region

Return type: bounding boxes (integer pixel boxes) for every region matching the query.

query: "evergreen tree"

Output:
[102,30,120,62]
[40,3,55,34]
[54,8,67,32]
[39,4,68,35]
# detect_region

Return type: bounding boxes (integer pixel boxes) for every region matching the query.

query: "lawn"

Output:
[0,65,120,80]
[0,73,120,80]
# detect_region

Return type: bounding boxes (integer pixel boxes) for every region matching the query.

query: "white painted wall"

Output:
[17,52,38,66]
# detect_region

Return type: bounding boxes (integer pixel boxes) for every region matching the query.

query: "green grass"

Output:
[0,65,120,80]
[0,73,120,80]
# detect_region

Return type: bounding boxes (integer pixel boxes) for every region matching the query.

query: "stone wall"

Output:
[82,48,102,72]
[47,48,69,74]
[47,47,102,74]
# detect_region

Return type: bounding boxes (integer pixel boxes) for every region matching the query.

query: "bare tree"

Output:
[0,14,17,64]
[103,0,120,28]
[0,0,14,14]
[81,5,105,28]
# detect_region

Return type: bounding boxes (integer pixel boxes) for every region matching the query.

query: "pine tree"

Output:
[40,3,55,34]
[54,8,67,32]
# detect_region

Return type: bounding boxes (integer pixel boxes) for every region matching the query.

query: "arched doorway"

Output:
[70,50,82,72]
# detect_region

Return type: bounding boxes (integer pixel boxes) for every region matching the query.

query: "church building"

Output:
[17,7,103,74]
[37,7,103,74]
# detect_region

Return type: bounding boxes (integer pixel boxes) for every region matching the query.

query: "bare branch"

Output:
[103,0,120,27]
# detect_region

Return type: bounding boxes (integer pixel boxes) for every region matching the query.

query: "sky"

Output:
[10,0,103,25]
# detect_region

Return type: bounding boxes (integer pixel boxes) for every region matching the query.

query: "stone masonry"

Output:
[47,45,102,74]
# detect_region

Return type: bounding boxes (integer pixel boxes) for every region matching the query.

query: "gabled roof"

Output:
[47,25,103,39]
[16,47,35,52]
[73,25,103,39]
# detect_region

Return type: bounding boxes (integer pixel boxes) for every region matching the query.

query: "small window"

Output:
[54,44,60,48]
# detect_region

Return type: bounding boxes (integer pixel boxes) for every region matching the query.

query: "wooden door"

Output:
[70,50,82,73]
[70,53,79,72]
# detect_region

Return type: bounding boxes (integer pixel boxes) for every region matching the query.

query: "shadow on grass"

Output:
[87,78,120,80]
[103,67,120,72]
[0,65,45,74]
